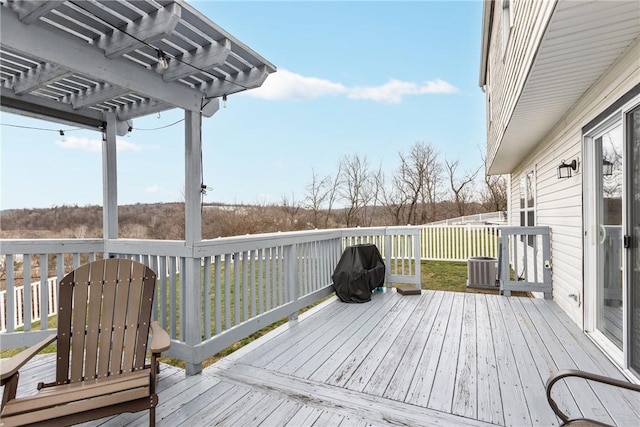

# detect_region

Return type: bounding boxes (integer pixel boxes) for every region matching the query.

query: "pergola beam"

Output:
[205,65,269,98]
[1,87,104,130]
[162,39,231,81]
[13,63,73,95]
[100,3,182,59]
[16,1,58,25]
[70,84,129,109]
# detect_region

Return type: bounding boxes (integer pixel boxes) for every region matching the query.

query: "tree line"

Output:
[1,142,506,240]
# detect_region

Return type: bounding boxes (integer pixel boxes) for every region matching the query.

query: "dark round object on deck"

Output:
[332,244,385,303]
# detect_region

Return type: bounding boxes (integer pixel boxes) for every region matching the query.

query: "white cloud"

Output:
[247,69,347,101]
[244,69,458,104]
[145,185,161,194]
[348,78,459,104]
[56,136,143,152]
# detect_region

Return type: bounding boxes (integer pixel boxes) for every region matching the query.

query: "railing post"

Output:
[285,244,298,321]
[384,232,392,286]
[500,232,511,296]
[543,230,552,300]
[413,229,421,291]
[184,256,202,375]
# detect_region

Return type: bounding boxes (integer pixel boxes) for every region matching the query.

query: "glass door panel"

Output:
[628,105,640,374]
[595,124,624,349]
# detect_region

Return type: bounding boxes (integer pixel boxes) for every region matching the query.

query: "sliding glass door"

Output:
[628,105,640,375]
[593,123,624,349]
[586,96,640,376]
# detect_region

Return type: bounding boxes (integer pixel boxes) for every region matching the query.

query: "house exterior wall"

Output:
[507,38,640,328]
[483,0,556,167]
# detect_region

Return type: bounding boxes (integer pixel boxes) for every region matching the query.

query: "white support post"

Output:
[102,113,118,241]
[184,110,202,375]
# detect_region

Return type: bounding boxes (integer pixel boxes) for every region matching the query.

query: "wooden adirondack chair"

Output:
[0,258,171,427]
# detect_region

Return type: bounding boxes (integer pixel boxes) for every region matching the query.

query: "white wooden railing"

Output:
[0,224,501,338]
[0,224,513,373]
[0,228,423,371]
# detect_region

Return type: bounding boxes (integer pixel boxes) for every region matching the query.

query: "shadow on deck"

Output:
[7,290,640,426]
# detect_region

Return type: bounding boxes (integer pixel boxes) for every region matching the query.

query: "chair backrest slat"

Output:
[56,269,74,384]
[110,261,132,374]
[135,273,156,369]
[122,262,145,372]
[84,259,106,380]
[54,259,158,385]
[97,260,119,378]
[70,263,90,383]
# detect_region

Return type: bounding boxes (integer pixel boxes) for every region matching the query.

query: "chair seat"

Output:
[1,369,153,426]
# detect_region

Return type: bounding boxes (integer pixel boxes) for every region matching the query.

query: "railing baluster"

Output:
[243,251,249,323]
[214,255,221,335]
[204,256,211,339]
[224,253,231,331]
[234,252,240,326]
[39,254,48,330]
[250,250,256,318]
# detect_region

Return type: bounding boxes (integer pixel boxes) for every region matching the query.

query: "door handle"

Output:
[623,235,632,249]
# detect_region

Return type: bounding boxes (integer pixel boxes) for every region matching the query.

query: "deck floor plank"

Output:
[427,291,465,412]
[486,293,531,426]
[307,294,413,383]
[452,293,478,419]
[282,406,324,427]
[241,300,347,368]
[364,290,439,397]
[262,298,376,373]
[293,293,400,379]
[475,294,505,425]
[4,290,639,427]
[381,290,444,401]
[329,292,423,390]
[496,294,558,426]
[510,297,581,422]
[404,290,454,406]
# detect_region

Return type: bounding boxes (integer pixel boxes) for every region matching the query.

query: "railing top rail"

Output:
[0,239,104,254]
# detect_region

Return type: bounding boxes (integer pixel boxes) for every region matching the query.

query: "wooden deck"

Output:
[5,290,640,426]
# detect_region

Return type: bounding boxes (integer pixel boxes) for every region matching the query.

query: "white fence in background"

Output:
[0,277,58,332]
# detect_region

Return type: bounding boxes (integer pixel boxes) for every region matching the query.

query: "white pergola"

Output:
[1,0,276,239]
[1,0,276,374]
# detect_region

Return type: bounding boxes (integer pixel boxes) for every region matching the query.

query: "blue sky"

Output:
[0,0,486,210]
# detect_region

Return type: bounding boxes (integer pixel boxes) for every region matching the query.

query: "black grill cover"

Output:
[332,244,386,303]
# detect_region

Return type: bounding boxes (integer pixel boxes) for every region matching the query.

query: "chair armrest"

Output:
[546,369,640,423]
[149,321,170,353]
[0,334,57,382]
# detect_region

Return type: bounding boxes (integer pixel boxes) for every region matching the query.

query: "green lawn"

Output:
[420,260,469,292]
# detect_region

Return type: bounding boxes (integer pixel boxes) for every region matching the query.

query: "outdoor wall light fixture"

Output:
[557,159,578,179]
[602,159,614,176]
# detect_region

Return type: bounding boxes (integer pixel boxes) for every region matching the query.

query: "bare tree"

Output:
[445,159,480,217]
[304,169,332,229]
[479,151,508,212]
[379,142,443,225]
[338,154,377,227]
[482,174,508,212]
[280,192,302,230]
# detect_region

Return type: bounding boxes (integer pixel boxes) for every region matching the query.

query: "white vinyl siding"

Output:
[486,0,555,166]
[508,39,640,328]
